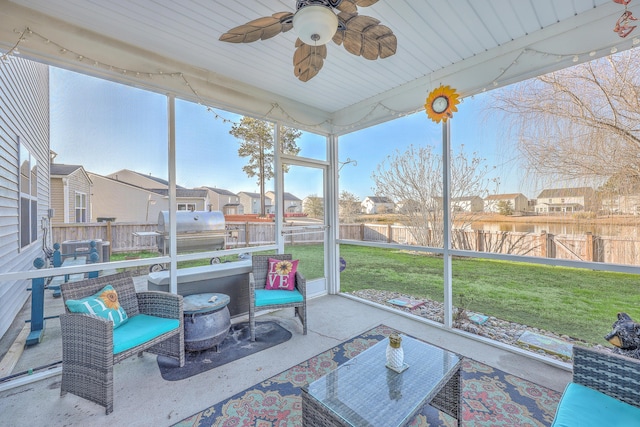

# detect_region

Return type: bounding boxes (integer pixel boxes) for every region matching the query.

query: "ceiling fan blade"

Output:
[337,0,379,14]
[353,0,380,7]
[293,39,327,82]
[336,0,357,14]
[333,14,397,60]
[219,12,293,43]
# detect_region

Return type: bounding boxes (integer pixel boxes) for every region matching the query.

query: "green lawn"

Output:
[110,252,242,269]
[337,245,640,345]
[112,244,640,345]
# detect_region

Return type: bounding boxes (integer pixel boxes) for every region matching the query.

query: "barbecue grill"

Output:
[148,210,226,271]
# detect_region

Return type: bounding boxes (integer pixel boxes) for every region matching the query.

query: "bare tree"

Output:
[339,191,361,223]
[303,194,324,219]
[372,144,497,248]
[489,49,640,191]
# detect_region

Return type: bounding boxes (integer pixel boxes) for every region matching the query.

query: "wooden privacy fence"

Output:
[52,222,279,253]
[52,222,640,265]
[338,224,640,265]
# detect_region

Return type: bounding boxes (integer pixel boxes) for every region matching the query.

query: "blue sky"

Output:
[50,67,526,201]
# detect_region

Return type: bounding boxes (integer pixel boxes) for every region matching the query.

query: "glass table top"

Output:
[304,335,461,427]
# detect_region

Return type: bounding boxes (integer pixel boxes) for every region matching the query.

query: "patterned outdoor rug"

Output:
[174,324,561,426]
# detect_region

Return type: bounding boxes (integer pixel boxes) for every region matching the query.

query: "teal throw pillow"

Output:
[65,284,129,328]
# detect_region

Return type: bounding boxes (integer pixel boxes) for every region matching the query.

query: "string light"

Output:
[482,36,640,92]
[0,28,28,62]
[0,27,237,125]
[3,25,639,132]
[0,26,437,132]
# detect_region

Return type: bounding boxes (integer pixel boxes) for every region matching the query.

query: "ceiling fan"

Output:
[219,0,397,82]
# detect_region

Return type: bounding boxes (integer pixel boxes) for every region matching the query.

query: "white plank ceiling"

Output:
[0,0,638,134]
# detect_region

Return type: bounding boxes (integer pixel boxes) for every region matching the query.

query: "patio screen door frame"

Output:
[275,126,332,297]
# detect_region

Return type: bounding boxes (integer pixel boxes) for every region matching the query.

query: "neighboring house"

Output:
[200,187,242,215]
[88,172,167,222]
[535,187,597,214]
[266,191,302,213]
[50,163,92,224]
[484,193,529,214]
[106,169,182,191]
[238,192,273,214]
[150,188,210,212]
[0,57,50,340]
[601,194,640,215]
[451,196,484,213]
[361,196,395,214]
[98,169,207,219]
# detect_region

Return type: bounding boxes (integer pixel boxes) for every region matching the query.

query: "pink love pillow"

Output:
[265,258,299,291]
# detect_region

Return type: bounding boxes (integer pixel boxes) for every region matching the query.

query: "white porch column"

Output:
[442,120,453,328]
[274,121,284,253]
[168,95,177,294]
[327,133,339,294]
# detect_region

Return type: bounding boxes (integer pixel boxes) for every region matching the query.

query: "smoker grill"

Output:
[150,210,226,271]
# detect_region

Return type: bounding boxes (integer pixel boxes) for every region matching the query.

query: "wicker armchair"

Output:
[249,254,307,341]
[59,271,184,414]
[572,346,640,406]
[552,346,640,426]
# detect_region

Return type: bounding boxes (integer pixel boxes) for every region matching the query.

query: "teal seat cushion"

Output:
[113,314,180,355]
[552,382,640,427]
[255,289,303,307]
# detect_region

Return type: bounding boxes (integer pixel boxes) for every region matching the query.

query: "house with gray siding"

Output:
[484,193,529,214]
[238,191,273,215]
[0,57,50,340]
[361,196,395,214]
[600,193,640,215]
[106,169,173,190]
[200,187,242,215]
[49,163,92,224]
[88,172,166,222]
[266,191,302,213]
[95,169,208,218]
[147,188,210,212]
[535,187,597,214]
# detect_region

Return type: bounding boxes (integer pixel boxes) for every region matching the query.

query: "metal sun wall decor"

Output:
[613,0,637,37]
[424,85,461,124]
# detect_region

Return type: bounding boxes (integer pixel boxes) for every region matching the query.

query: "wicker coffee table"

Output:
[301,335,462,426]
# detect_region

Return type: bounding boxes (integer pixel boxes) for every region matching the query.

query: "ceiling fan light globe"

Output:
[293,5,338,45]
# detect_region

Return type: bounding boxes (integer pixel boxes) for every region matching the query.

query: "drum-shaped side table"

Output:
[183,293,231,352]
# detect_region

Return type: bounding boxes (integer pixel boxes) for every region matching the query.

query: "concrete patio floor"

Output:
[0,275,572,426]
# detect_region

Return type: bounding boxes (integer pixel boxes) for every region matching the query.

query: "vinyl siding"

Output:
[66,169,91,222]
[0,57,49,340]
[107,170,168,189]
[89,173,168,223]
[50,177,65,224]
